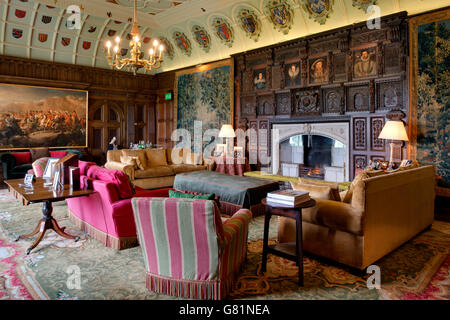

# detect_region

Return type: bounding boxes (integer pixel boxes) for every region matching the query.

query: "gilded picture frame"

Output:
[0,83,88,150]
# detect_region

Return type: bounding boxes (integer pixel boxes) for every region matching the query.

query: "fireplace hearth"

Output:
[272,122,350,182]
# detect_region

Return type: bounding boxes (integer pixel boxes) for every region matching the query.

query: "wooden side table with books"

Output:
[261,195,316,286]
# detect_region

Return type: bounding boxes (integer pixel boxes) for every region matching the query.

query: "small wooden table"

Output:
[5,178,95,255]
[261,198,316,286]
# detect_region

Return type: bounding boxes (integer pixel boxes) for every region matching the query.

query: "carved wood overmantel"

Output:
[232,12,409,179]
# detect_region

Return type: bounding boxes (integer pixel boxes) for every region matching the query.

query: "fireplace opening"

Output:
[280,134,346,181]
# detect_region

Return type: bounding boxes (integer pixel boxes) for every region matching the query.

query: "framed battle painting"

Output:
[409,8,450,196]
[174,59,234,144]
[0,83,88,150]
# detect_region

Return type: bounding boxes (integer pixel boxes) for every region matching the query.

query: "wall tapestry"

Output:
[409,8,450,195]
[174,59,234,145]
[0,83,87,150]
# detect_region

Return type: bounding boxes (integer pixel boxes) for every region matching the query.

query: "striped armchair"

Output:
[131,197,252,300]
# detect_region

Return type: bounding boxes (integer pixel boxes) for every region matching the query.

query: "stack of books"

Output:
[266,189,311,207]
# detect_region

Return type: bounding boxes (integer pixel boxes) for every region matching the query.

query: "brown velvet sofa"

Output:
[105,148,213,189]
[278,165,436,270]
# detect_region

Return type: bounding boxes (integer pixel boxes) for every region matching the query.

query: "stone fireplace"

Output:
[272,122,350,182]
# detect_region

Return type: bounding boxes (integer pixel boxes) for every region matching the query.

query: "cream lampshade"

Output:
[378,120,409,169]
[218,124,236,138]
[219,124,236,157]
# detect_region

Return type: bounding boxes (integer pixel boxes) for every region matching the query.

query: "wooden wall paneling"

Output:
[156,12,409,180]
[370,116,385,151]
[353,117,367,151]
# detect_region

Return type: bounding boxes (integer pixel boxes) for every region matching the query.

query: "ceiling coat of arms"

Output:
[159,37,175,60]
[192,25,211,53]
[352,0,378,12]
[61,37,71,47]
[41,15,52,24]
[38,33,48,43]
[236,8,261,42]
[302,0,334,25]
[212,17,234,48]
[12,28,23,39]
[173,31,192,57]
[264,0,294,35]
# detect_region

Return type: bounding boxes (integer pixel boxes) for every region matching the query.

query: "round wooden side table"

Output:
[261,198,316,286]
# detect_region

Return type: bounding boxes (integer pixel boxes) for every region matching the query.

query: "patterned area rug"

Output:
[0,189,449,300]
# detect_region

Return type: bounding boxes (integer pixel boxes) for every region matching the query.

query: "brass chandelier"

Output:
[105,0,164,75]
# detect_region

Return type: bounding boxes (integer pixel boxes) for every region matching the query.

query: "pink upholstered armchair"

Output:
[131,197,252,299]
[66,165,172,250]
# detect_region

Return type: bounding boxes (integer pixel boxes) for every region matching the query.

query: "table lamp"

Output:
[378,120,409,169]
[219,124,236,157]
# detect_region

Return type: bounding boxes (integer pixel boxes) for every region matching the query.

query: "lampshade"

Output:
[218,124,236,138]
[378,120,409,141]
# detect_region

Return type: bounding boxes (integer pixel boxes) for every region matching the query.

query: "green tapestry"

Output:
[174,60,233,143]
[416,18,450,188]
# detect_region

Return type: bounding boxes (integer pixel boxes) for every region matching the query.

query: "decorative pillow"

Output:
[49,150,68,159]
[169,190,215,201]
[342,169,385,204]
[30,147,50,162]
[173,189,221,209]
[86,165,134,199]
[121,149,146,170]
[298,178,341,201]
[11,152,31,166]
[145,148,168,167]
[290,181,339,201]
[120,155,139,170]
[32,157,50,178]
[78,160,96,176]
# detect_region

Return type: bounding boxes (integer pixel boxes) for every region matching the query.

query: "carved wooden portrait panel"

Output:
[285,62,301,87]
[253,68,267,91]
[353,47,377,79]
[309,56,328,85]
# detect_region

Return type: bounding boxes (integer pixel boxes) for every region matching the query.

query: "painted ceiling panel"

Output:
[0,0,449,74]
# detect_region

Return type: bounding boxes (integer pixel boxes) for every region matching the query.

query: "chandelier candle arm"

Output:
[104,0,164,74]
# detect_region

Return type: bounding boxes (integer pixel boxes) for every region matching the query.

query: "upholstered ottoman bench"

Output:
[173,171,279,216]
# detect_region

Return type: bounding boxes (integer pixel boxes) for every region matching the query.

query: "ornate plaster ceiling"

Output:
[0,0,448,75]
[105,0,191,16]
